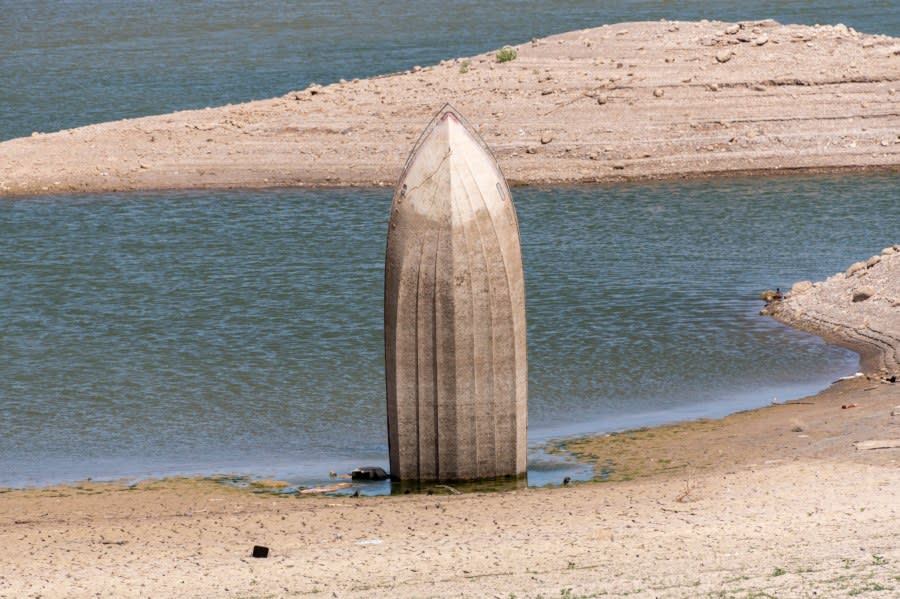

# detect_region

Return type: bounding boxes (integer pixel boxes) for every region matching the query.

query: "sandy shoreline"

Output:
[771,245,900,376]
[2,376,898,598]
[2,19,899,196]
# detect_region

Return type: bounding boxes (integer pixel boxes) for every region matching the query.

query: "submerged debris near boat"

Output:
[384,105,528,482]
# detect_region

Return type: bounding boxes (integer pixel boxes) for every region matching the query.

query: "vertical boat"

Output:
[384,105,527,482]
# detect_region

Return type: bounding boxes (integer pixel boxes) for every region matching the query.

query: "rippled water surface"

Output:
[3,1,900,486]
[2,174,897,486]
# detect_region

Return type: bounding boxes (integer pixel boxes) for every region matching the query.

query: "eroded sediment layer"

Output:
[1,19,899,196]
[772,245,900,374]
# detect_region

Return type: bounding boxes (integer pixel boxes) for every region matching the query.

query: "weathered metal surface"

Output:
[384,105,527,482]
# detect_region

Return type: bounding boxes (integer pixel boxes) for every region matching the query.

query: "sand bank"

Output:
[1,20,899,197]
[772,245,900,376]
[1,377,898,598]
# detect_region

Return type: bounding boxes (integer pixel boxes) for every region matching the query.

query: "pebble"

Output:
[653,88,665,97]
[725,24,740,35]
[716,50,734,63]
[540,132,553,144]
[754,34,769,46]
[846,261,867,276]
[852,287,874,303]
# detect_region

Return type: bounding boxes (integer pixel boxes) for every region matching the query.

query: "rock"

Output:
[882,246,898,256]
[754,34,769,46]
[540,131,553,144]
[846,261,867,276]
[760,289,782,302]
[866,255,881,268]
[725,24,740,35]
[653,88,665,98]
[716,50,734,63]
[526,146,537,154]
[791,280,814,295]
[596,95,608,105]
[737,33,753,43]
[852,287,874,302]
[351,466,389,481]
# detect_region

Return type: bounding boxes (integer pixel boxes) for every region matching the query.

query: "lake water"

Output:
[2,2,899,488]
[2,1,898,142]
[2,174,898,487]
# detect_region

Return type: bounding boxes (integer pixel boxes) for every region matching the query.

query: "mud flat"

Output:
[1,19,899,196]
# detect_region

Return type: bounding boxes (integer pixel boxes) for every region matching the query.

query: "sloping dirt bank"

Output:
[772,245,900,376]
[2,19,899,196]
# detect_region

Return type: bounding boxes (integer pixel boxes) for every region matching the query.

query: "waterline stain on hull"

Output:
[384,106,528,482]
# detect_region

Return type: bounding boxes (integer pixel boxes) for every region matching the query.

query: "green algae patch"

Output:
[551,419,730,483]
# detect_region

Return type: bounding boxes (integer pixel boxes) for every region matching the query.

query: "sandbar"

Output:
[1,20,899,196]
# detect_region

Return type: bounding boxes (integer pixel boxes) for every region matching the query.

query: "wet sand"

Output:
[1,20,899,196]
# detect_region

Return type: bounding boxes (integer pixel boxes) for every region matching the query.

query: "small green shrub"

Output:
[459,59,471,74]
[496,46,517,63]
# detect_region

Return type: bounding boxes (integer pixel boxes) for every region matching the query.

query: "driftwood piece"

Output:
[298,482,352,495]
[854,439,900,450]
[385,105,528,482]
